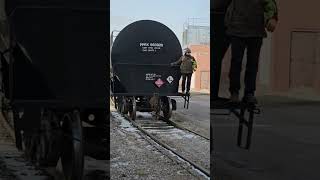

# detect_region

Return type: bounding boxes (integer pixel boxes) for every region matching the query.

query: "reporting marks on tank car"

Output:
[139,42,164,52]
[146,73,161,81]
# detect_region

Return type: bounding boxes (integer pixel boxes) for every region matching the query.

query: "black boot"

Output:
[242,94,258,104]
[230,93,240,103]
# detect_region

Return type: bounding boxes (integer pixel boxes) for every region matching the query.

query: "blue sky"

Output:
[110,0,210,44]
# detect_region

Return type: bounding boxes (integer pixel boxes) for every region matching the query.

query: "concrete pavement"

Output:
[213,95,320,180]
[171,92,210,139]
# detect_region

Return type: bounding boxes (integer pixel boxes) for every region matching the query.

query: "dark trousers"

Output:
[181,73,192,92]
[229,36,263,95]
[212,13,230,99]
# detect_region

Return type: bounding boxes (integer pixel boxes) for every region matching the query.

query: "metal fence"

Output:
[182,18,210,47]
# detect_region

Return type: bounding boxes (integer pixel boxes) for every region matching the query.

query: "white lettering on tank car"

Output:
[150,43,164,47]
[140,43,149,46]
[139,42,164,52]
[146,73,161,80]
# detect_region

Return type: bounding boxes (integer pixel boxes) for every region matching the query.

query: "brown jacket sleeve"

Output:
[171,56,183,65]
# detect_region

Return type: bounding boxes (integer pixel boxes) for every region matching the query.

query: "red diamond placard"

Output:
[155,78,164,88]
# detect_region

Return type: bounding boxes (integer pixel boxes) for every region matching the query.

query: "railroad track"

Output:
[110,100,210,178]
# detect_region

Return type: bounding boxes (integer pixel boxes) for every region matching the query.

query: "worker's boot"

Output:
[230,93,240,103]
[242,93,258,104]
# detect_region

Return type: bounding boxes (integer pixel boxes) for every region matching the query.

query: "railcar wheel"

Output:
[1,108,23,151]
[113,96,118,109]
[61,110,84,180]
[161,97,172,120]
[11,109,39,162]
[23,134,36,161]
[120,97,128,114]
[5,109,23,150]
[116,96,122,112]
[34,110,50,166]
[129,97,136,120]
[35,110,62,167]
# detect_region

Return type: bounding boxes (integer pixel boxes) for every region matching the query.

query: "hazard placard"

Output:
[155,78,165,88]
[167,76,174,84]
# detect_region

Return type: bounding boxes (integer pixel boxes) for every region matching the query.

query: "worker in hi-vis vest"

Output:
[171,48,197,94]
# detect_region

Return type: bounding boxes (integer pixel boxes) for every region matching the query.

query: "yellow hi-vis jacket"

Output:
[192,59,197,72]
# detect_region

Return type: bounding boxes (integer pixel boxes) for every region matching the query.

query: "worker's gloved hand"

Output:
[266,18,277,32]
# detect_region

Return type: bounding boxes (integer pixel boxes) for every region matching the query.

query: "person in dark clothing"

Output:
[225,0,278,104]
[171,48,197,94]
[212,0,232,101]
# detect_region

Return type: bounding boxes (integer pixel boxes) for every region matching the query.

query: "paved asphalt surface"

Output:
[172,93,210,138]
[213,95,320,180]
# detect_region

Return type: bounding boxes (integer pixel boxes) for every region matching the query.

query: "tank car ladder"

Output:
[212,98,261,149]
[178,93,190,109]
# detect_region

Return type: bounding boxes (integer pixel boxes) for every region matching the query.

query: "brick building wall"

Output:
[189,45,210,91]
[271,0,320,95]
[218,0,320,97]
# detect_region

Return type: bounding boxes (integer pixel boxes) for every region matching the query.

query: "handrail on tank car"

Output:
[110,30,120,45]
[212,97,261,149]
